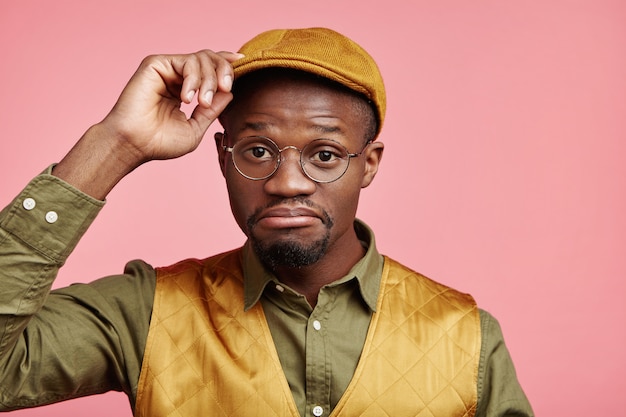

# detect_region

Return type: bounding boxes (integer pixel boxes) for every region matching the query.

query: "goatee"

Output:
[247,198,334,270]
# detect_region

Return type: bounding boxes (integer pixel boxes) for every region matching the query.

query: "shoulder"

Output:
[155,248,243,279]
[52,259,157,305]
[382,256,477,308]
[152,249,245,300]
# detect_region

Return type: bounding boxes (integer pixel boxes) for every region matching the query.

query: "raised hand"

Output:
[53,50,243,199]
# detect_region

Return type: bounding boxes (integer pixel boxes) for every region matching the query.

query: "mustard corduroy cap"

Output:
[233,27,386,137]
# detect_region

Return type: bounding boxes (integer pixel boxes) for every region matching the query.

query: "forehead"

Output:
[221,69,370,137]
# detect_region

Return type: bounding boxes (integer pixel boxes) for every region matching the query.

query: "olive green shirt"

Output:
[0,169,533,416]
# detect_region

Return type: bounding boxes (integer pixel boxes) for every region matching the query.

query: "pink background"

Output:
[1,1,625,416]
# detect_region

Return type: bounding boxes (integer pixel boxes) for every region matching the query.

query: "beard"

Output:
[247,198,334,270]
[251,234,331,270]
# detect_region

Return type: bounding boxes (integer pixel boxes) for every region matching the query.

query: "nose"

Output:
[263,147,316,197]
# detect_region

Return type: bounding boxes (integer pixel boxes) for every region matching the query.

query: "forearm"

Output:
[0,171,159,410]
[0,48,239,410]
[52,122,144,200]
[0,170,103,370]
[51,50,239,201]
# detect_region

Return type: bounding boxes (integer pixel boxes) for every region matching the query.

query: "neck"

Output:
[271,230,366,308]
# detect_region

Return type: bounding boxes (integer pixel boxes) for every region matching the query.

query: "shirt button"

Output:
[45,211,59,224]
[312,320,322,331]
[312,405,324,416]
[23,198,36,210]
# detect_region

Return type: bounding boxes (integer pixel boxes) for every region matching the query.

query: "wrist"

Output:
[52,123,143,200]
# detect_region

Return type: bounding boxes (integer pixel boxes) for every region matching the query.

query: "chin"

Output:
[251,236,329,270]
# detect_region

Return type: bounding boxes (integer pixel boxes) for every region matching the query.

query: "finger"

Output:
[213,59,233,95]
[170,50,242,107]
[189,91,233,138]
[195,51,222,107]
[216,50,246,63]
[196,50,241,107]
[215,51,244,93]
[179,55,202,104]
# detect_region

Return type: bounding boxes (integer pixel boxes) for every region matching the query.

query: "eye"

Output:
[237,139,277,163]
[251,147,268,158]
[306,142,346,166]
[244,145,274,161]
[317,150,335,162]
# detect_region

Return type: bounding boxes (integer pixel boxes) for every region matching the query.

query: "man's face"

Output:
[216,75,383,270]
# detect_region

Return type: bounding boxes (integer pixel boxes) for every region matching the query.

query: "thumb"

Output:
[189,91,233,137]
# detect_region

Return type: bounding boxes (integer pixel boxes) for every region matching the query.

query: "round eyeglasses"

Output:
[222,134,370,183]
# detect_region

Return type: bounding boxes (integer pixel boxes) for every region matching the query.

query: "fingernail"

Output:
[186,90,195,102]
[223,74,233,91]
[203,90,214,104]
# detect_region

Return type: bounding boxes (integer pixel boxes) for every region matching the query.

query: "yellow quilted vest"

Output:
[135,249,480,417]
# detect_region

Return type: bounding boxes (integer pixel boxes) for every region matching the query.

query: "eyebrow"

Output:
[311,124,342,135]
[240,121,272,131]
[239,121,344,136]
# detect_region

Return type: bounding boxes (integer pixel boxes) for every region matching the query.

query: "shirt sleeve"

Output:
[475,309,534,417]
[0,168,155,411]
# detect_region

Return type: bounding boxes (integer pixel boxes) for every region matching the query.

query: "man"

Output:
[0,28,533,416]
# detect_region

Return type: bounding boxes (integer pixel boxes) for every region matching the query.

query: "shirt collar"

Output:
[243,219,383,312]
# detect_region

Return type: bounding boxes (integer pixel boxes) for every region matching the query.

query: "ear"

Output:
[361,141,384,188]
[214,132,227,177]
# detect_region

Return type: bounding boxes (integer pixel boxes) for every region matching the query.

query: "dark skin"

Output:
[216,76,384,307]
[53,50,240,200]
[51,50,383,308]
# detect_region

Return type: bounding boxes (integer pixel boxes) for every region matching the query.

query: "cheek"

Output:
[326,181,363,226]
[333,167,369,225]
[225,172,259,234]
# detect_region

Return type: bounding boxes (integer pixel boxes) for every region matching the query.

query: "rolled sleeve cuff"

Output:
[0,166,105,264]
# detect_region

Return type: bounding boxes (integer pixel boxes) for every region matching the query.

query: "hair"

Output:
[219,68,378,144]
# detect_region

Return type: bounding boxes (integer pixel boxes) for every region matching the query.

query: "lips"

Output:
[255,205,323,229]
